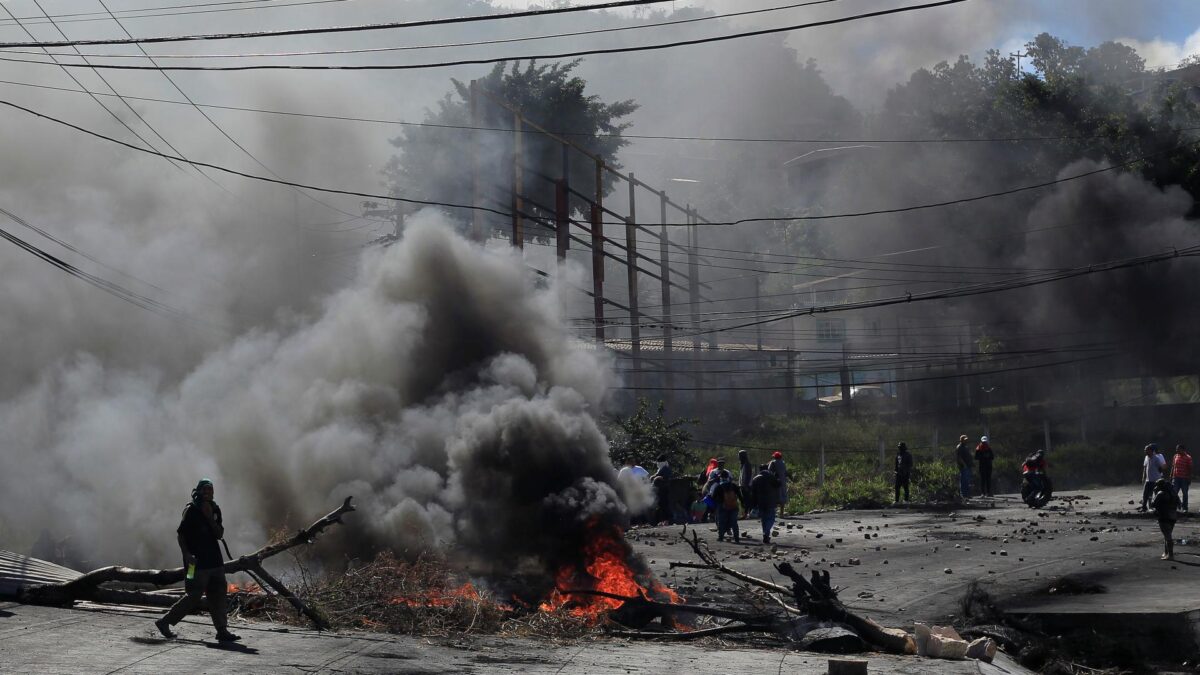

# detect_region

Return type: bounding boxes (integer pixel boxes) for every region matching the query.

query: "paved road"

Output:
[0,601,1026,674]
[631,486,1199,631]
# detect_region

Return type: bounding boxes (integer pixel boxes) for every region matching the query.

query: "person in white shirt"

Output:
[1140,443,1167,512]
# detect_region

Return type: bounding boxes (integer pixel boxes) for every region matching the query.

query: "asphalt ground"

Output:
[0,600,1028,674]
[630,485,1199,663]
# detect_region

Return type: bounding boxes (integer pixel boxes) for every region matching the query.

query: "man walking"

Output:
[767,451,788,515]
[1172,444,1192,512]
[955,435,973,500]
[1140,444,1167,512]
[894,442,913,503]
[750,464,781,544]
[155,479,241,642]
[975,436,995,497]
[711,474,743,543]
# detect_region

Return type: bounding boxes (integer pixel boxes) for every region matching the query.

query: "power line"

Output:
[90,0,372,223]
[679,245,1200,339]
[0,0,366,26]
[0,0,679,48]
[0,0,969,67]
[0,0,840,59]
[0,206,224,332]
[2,76,1189,148]
[617,352,1113,390]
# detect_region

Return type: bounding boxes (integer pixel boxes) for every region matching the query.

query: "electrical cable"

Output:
[0,0,969,67]
[0,0,680,48]
[0,0,842,59]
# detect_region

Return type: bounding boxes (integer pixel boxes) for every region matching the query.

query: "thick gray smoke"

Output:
[0,213,637,574]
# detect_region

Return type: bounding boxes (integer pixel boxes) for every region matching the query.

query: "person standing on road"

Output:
[651,455,673,524]
[1140,444,1167,512]
[155,479,241,642]
[768,451,788,515]
[1151,477,1180,560]
[750,464,781,544]
[955,435,973,500]
[711,474,743,543]
[975,436,995,497]
[737,449,755,518]
[894,442,913,503]
[1172,444,1192,512]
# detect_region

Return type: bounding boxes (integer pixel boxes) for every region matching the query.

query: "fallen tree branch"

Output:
[774,562,913,655]
[19,496,355,631]
[609,624,764,640]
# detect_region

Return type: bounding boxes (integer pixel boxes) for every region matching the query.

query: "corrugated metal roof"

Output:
[0,550,81,598]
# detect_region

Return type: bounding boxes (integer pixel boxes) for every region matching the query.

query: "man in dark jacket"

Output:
[1151,477,1180,560]
[651,455,673,524]
[955,435,973,499]
[975,436,995,497]
[711,474,743,543]
[894,442,913,503]
[750,465,780,544]
[155,479,241,642]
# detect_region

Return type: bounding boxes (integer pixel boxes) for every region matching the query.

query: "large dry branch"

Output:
[774,562,914,655]
[657,529,913,653]
[19,496,355,630]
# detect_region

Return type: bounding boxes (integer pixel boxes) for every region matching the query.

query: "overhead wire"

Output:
[0,0,681,48]
[0,0,842,59]
[0,0,970,68]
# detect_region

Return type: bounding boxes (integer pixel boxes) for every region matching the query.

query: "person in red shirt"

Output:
[1172,444,1192,512]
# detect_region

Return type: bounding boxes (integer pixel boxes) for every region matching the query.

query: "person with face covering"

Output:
[155,479,241,642]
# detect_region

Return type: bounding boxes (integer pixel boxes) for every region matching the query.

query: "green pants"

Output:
[162,566,227,631]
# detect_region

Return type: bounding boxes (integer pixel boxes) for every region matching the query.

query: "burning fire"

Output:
[538,523,682,620]
[388,582,482,608]
[226,580,261,594]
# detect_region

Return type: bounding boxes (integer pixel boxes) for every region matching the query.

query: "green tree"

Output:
[606,398,696,469]
[383,60,638,237]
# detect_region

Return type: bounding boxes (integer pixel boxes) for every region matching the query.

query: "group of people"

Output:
[695,451,789,544]
[1140,443,1192,561]
[892,433,996,503]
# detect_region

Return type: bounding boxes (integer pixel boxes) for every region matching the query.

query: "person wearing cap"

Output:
[767,451,788,515]
[1150,477,1180,560]
[1140,444,1167,512]
[750,464,781,544]
[894,442,913,503]
[975,436,995,497]
[955,435,973,500]
[155,479,240,642]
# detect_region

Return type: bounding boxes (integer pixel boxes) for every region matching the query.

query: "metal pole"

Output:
[659,191,673,407]
[469,80,484,242]
[556,145,569,263]
[592,159,605,344]
[688,206,703,408]
[626,175,641,387]
[511,112,523,248]
[755,260,763,351]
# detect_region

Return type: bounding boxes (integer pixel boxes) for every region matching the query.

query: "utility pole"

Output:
[555,145,569,264]
[688,206,703,408]
[469,79,484,242]
[1010,51,1027,77]
[511,112,524,249]
[659,190,674,408]
[626,175,641,389]
[591,159,605,343]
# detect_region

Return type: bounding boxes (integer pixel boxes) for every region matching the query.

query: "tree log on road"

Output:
[18,497,355,630]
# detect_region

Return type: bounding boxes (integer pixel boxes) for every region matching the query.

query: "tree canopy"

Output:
[383,60,638,237]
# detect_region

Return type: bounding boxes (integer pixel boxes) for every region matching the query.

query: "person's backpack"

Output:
[721,486,739,510]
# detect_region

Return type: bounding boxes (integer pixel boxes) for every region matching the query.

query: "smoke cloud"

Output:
[0,213,632,577]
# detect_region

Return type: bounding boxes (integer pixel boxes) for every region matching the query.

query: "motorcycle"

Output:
[1020,454,1053,508]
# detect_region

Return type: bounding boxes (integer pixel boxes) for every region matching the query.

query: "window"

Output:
[816,318,846,342]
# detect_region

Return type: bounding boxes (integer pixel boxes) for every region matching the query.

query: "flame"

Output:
[538,523,683,621]
[226,581,261,594]
[388,582,482,608]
